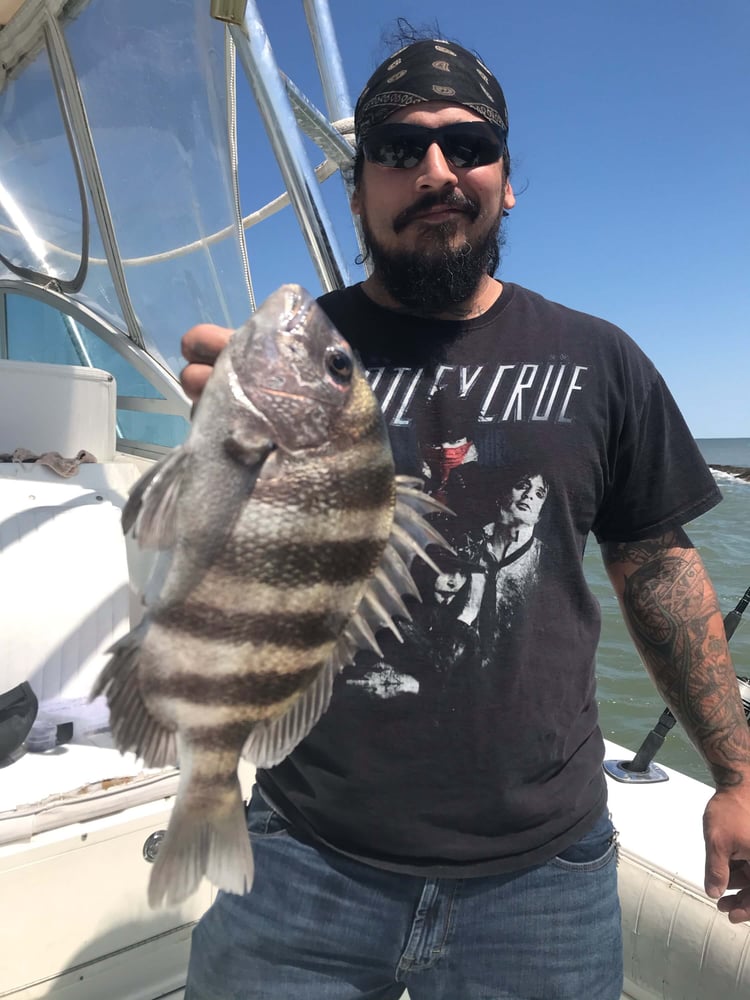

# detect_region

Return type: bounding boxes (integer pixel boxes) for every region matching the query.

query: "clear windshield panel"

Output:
[62,0,253,370]
[5,293,189,448]
[0,42,85,286]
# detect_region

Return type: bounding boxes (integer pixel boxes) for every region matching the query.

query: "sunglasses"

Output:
[362,121,507,170]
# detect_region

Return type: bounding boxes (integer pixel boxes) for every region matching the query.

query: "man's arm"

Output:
[602,527,750,921]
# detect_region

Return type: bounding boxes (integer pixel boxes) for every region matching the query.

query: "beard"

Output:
[358,191,505,318]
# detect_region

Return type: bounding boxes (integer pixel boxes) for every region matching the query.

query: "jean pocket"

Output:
[246,784,291,838]
[551,811,618,872]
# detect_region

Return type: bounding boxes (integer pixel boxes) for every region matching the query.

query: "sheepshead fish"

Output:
[93,284,450,908]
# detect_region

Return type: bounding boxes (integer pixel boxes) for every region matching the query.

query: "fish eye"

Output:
[326,347,353,384]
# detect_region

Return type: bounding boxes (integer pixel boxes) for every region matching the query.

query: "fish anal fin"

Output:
[242,660,337,768]
[92,621,177,769]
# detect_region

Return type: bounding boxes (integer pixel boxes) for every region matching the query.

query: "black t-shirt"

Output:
[257,282,721,876]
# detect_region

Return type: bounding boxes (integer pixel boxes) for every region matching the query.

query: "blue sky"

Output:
[238,0,749,438]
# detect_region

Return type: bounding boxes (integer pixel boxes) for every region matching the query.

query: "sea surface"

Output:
[589,438,750,785]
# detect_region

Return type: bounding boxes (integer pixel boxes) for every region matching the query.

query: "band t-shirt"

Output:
[257,282,721,875]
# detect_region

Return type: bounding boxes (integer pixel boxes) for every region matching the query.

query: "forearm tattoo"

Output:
[603,530,748,787]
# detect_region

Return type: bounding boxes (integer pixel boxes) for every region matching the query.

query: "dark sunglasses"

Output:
[362,121,507,170]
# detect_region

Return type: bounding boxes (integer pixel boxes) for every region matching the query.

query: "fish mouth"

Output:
[279,285,314,335]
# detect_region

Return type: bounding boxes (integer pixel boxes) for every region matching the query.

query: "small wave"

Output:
[710,465,750,485]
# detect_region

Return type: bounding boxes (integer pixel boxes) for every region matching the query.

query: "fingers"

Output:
[181,362,215,403]
[703,797,735,900]
[180,324,232,402]
[717,888,750,924]
[704,846,730,900]
[182,324,232,364]
[704,796,750,919]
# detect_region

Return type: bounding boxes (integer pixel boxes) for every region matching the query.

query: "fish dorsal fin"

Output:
[122,447,191,548]
[242,477,452,769]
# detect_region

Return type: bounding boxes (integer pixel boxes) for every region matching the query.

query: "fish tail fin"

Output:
[148,760,254,909]
[92,620,177,768]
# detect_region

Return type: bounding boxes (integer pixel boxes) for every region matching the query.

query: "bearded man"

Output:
[182,35,750,1000]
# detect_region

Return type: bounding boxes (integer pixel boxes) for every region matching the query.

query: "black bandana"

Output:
[355,39,509,146]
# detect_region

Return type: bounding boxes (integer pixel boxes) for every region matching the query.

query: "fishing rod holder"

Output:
[603,760,669,784]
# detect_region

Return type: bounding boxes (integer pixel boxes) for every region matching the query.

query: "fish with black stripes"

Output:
[93,284,450,908]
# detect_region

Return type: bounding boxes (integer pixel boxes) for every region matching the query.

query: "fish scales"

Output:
[156,599,341,649]
[142,621,336,679]
[143,662,324,709]
[215,538,387,589]
[93,284,451,908]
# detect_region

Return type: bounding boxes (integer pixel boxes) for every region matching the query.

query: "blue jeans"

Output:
[186,786,622,999]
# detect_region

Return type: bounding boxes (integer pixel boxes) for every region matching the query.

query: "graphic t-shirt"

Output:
[258,282,722,875]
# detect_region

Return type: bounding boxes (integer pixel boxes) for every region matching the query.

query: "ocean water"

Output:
[588,438,750,785]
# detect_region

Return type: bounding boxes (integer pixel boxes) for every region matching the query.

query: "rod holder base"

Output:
[603,759,669,784]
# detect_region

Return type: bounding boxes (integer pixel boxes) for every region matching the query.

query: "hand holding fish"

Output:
[95,285,452,909]
[180,323,232,401]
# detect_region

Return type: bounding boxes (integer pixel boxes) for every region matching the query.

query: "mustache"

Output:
[393,191,480,234]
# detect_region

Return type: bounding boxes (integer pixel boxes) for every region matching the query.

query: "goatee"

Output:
[359,194,505,318]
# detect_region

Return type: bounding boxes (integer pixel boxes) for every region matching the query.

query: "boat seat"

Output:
[0,358,117,461]
[0,361,177,844]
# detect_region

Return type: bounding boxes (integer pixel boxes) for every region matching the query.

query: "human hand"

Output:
[180,324,232,402]
[703,787,750,923]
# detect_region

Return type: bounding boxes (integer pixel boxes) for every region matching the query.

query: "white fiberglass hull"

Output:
[1,742,747,999]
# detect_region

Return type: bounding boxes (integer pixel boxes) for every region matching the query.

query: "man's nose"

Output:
[416,142,458,188]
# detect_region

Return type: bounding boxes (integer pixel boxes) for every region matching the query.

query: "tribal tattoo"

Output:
[602,529,749,788]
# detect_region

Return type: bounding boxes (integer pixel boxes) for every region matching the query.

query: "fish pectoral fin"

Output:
[122,447,191,549]
[242,658,339,768]
[147,752,253,908]
[224,415,275,469]
[92,621,177,769]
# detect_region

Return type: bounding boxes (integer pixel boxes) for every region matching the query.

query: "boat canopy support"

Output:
[221,0,350,293]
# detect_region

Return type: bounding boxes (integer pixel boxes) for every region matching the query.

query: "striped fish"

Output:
[93,284,450,908]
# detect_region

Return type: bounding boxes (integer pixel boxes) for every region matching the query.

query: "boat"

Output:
[0,2,747,997]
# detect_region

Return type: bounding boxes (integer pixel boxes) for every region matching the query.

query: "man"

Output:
[183,36,750,1000]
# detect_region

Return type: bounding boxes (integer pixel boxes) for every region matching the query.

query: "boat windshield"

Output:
[0,0,272,446]
[1,0,357,451]
[1,0,258,346]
